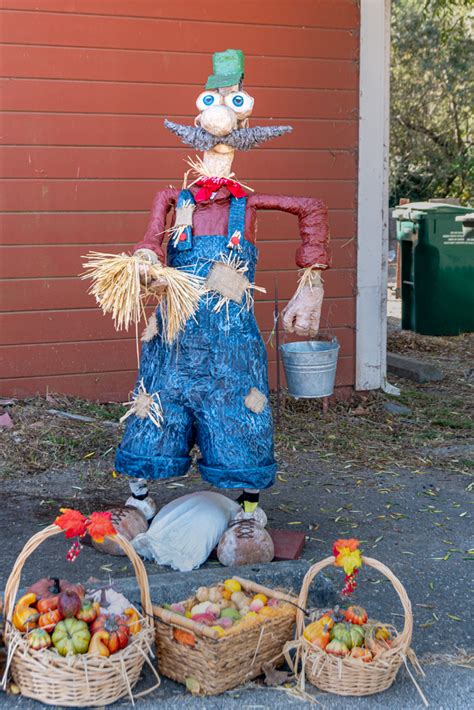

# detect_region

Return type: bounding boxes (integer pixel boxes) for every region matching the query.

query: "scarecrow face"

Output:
[195,85,255,138]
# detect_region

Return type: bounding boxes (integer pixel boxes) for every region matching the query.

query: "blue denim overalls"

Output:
[115,196,276,489]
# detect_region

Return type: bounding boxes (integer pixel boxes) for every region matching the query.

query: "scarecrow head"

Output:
[165,49,292,175]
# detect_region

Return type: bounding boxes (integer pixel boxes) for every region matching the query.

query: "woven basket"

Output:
[2,525,160,706]
[154,576,297,696]
[287,555,414,697]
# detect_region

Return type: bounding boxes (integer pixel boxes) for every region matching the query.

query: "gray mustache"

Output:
[164,120,292,151]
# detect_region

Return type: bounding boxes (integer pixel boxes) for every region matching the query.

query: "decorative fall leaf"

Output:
[54,508,88,538]
[87,511,116,542]
[332,538,360,556]
[335,547,362,576]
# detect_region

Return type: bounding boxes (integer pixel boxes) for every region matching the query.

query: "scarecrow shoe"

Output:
[125,495,158,523]
[216,508,274,566]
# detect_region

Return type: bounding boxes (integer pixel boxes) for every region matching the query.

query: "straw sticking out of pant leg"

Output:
[81,251,204,344]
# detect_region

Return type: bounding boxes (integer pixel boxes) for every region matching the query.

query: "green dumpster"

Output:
[393,202,474,336]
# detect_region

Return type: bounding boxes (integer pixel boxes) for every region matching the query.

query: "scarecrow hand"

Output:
[282,270,324,338]
[135,248,168,294]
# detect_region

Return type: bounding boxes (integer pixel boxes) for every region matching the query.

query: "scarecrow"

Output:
[108,50,330,561]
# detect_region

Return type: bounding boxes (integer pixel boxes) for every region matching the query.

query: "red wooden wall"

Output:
[0,0,359,401]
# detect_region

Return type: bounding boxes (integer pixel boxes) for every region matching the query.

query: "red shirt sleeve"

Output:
[248,193,331,269]
[134,187,179,262]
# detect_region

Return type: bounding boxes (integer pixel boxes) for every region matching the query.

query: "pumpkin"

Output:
[27,578,85,601]
[325,639,349,657]
[38,608,63,633]
[332,623,353,649]
[345,605,368,626]
[89,630,110,657]
[52,618,91,656]
[28,628,52,651]
[36,596,59,614]
[12,593,39,632]
[350,646,373,662]
[90,614,129,654]
[76,600,99,624]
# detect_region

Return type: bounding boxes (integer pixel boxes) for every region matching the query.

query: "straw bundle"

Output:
[120,379,164,429]
[295,266,323,296]
[186,155,254,192]
[81,251,203,344]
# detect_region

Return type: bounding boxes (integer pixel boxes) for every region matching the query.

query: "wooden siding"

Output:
[0,0,360,401]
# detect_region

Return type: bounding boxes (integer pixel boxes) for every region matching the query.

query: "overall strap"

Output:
[226,196,247,251]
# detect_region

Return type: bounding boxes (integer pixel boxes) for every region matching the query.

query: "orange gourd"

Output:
[12,593,39,632]
[350,646,373,662]
[36,596,59,614]
[89,630,110,657]
[173,628,196,647]
[303,620,331,650]
[123,607,141,635]
[38,608,63,632]
[344,605,368,626]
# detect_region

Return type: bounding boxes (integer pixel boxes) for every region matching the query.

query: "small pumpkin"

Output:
[326,639,349,657]
[90,614,129,654]
[28,628,52,651]
[12,593,39,632]
[27,578,84,601]
[38,608,63,633]
[76,600,99,624]
[36,596,59,614]
[332,623,353,649]
[345,605,368,626]
[52,618,91,656]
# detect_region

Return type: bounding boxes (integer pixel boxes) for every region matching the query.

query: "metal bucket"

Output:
[280,338,340,398]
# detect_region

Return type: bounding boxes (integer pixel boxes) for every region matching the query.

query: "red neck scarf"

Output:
[194,177,247,202]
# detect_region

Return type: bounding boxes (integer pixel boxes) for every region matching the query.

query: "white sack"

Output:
[131,491,240,572]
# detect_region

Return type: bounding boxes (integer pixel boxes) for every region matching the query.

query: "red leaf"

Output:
[55,508,88,538]
[87,511,116,542]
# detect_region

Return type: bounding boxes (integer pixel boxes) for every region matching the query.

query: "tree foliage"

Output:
[390,0,473,205]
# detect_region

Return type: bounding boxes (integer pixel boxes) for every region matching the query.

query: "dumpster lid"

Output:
[393,201,472,221]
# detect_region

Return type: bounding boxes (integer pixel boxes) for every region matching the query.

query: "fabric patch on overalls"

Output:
[244,387,268,414]
[205,261,250,303]
[141,313,159,342]
[120,380,164,429]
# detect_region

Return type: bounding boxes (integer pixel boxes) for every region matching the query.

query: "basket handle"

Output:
[295,555,413,647]
[3,525,153,631]
[233,576,297,604]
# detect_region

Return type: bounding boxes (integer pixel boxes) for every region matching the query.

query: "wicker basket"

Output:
[287,555,414,697]
[2,525,160,706]
[154,576,297,696]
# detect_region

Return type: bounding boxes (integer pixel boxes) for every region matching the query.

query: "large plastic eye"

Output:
[196,92,222,111]
[224,92,254,114]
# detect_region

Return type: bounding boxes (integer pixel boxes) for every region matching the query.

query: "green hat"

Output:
[205,49,244,90]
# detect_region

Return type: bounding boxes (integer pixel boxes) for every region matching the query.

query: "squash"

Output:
[52,619,91,656]
[350,646,373,662]
[350,625,365,648]
[89,630,110,657]
[332,623,353,649]
[12,593,39,632]
[303,620,331,650]
[36,596,59,614]
[123,608,141,634]
[27,578,84,601]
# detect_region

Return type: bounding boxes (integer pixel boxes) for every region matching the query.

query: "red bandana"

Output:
[194,177,247,202]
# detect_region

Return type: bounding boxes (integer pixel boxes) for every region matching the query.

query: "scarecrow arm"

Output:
[248,194,330,337]
[248,194,331,269]
[134,187,179,262]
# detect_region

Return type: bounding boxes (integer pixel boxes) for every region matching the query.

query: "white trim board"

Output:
[356,0,391,390]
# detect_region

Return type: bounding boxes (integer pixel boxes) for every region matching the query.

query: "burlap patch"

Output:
[206,262,249,303]
[244,387,267,414]
[175,203,195,227]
